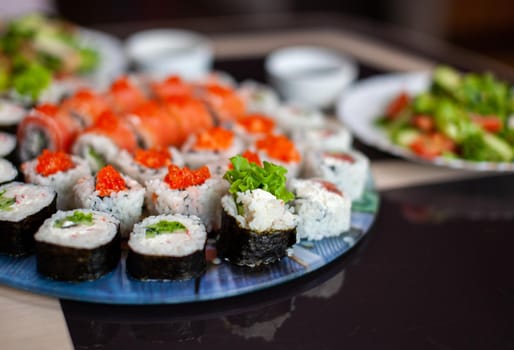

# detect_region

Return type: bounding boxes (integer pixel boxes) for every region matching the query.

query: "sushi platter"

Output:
[0,16,379,303]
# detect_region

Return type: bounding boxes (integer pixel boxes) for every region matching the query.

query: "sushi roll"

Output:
[74,165,144,237]
[0,99,26,133]
[217,155,297,267]
[0,158,18,184]
[126,214,207,280]
[290,178,351,241]
[0,182,56,256]
[151,75,194,100]
[59,88,110,128]
[17,103,82,162]
[197,82,246,124]
[72,110,139,172]
[35,209,120,281]
[22,149,91,210]
[145,164,229,233]
[238,80,280,115]
[181,127,244,170]
[272,103,324,135]
[0,132,18,164]
[253,133,302,178]
[303,150,369,200]
[292,121,353,155]
[161,95,214,145]
[107,75,148,114]
[115,147,184,185]
[233,114,277,146]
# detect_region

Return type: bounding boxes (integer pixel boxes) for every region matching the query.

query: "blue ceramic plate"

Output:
[0,178,378,304]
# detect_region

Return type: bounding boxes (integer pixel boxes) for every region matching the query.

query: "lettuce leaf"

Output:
[224,155,294,203]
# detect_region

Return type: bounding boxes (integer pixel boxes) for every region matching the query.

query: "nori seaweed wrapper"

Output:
[217,209,297,267]
[0,195,57,256]
[126,248,206,281]
[36,231,121,281]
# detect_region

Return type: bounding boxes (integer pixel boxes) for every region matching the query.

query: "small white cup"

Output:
[125,29,213,80]
[265,46,358,109]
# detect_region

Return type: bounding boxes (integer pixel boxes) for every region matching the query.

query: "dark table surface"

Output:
[3,13,514,350]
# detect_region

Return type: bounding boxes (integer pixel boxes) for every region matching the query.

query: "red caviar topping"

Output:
[134,148,171,169]
[193,127,234,151]
[237,114,275,134]
[96,165,127,197]
[35,149,75,176]
[35,103,59,117]
[255,134,301,163]
[164,165,211,190]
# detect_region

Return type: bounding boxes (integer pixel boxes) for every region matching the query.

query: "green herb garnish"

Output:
[0,190,15,211]
[54,211,94,228]
[145,220,187,238]
[224,155,295,203]
[87,146,106,170]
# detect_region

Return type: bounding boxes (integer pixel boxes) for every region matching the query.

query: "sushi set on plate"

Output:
[0,15,379,304]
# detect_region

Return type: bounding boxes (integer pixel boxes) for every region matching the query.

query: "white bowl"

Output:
[265,46,358,109]
[125,29,213,80]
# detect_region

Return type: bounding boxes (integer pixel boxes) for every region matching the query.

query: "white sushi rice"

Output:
[290,179,351,240]
[0,182,55,222]
[35,209,119,249]
[145,176,229,233]
[128,214,206,256]
[0,158,18,184]
[292,122,353,154]
[272,103,325,135]
[0,99,26,127]
[221,189,297,233]
[114,147,184,185]
[181,132,245,170]
[22,155,91,210]
[0,132,17,158]
[74,173,144,237]
[238,80,280,115]
[72,133,121,173]
[303,149,369,200]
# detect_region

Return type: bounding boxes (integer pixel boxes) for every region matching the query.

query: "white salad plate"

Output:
[336,72,514,172]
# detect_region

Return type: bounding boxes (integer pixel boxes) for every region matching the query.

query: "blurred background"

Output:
[1,0,513,68]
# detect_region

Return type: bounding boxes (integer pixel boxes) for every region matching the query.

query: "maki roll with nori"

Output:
[0,182,56,256]
[22,149,91,209]
[35,209,120,281]
[74,165,144,237]
[218,155,297,267]
[126,214,207,280]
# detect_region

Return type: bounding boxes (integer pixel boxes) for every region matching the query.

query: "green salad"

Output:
[0,13,99,101]
[377,66,514,162]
